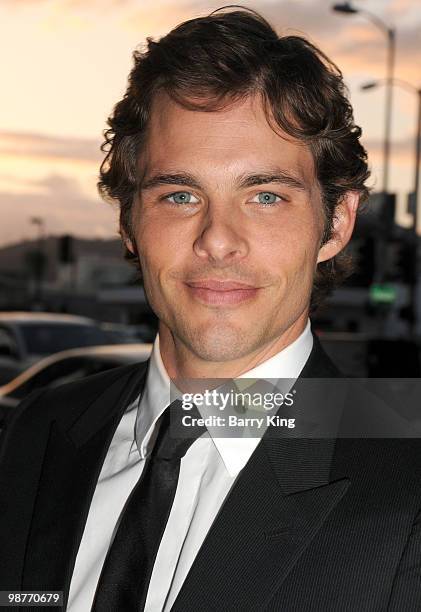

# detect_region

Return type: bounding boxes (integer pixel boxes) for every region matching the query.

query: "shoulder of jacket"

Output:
[41,359,148,406]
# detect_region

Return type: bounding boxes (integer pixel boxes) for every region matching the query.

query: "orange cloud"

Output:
[0,131,101,164]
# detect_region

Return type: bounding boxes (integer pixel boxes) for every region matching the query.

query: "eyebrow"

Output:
[238,171,307,192]
[141,172,203,191]
[140,169,308,193]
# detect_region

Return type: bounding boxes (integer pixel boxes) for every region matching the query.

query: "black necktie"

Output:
[91,398,206,612]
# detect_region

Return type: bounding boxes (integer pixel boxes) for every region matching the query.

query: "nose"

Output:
[193,201,249,264]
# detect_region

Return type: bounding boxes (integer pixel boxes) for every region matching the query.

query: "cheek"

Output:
[135,223,183,294]
[259,219,319,272]
[291,212,323,264]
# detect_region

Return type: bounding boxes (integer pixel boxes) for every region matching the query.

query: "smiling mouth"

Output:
[184,281,260,306]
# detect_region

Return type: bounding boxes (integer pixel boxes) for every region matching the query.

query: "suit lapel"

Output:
[171,439,349,611]
[21,360,150,604]
[171,333,350,611]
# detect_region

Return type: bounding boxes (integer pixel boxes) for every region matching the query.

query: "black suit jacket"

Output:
[1,334,421,611]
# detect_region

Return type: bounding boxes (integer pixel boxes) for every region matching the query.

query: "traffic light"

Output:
[58,235,75,264]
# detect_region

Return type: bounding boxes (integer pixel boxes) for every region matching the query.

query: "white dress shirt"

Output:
[67,319,313,611]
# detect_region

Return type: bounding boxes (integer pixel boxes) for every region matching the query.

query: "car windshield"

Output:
[19,323,115,356]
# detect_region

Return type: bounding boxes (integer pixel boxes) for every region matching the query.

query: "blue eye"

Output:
[253,192,283,206]
[165,192,199,205]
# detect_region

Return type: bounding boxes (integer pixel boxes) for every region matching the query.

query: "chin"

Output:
[183,326,257,364]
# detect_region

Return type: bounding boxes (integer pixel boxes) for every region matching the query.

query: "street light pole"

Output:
[412,89,421,337]
[383,28,395,194]
[332,3,396,194]
[414,89,421,233]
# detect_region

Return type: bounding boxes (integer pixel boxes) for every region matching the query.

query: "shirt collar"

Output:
[135,319,313,476]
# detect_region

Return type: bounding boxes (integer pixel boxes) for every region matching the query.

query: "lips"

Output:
[184,279,260,306]
[186,280,257,291]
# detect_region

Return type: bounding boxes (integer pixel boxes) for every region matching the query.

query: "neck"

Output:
[158,314,309,382]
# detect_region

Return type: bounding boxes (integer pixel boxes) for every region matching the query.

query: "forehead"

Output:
[141,91,316,189]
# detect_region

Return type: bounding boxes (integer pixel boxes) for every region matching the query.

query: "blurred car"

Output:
[100,321,158,344]
[0,312,135,384]
[0,343,153,419]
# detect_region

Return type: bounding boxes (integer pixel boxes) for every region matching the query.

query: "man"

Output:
[1,6,421,611]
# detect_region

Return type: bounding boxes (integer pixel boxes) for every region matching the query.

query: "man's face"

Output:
[129,92,328,363]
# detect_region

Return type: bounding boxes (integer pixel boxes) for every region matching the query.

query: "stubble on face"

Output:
[130,92,325,378]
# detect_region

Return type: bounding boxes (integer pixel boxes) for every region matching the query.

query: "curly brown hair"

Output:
[98,6,370,311]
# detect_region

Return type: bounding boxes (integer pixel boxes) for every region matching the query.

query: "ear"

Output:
[120,227,137,256]
[317,191,359,264]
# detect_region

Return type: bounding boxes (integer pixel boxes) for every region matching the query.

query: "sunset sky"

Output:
[1,0,420,246]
